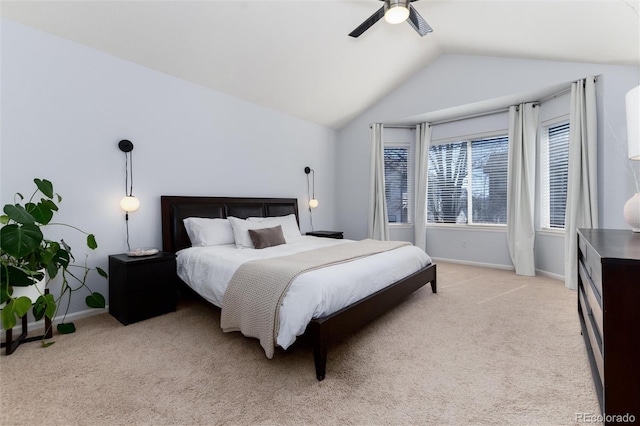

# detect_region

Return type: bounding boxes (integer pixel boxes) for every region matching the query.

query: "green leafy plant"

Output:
[1,178,107,344]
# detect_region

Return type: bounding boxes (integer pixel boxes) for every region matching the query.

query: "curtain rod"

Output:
[429,106,510,126]
[378,125,415,129]
[538,87,571,103]
[375,82,577,129]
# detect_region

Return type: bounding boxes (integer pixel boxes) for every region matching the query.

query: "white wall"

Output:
[0,19,337,317]
[336,54,639,276]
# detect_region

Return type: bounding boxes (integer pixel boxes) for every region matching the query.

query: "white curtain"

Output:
[564,76,599,290]
[368,123,390,240]
[507,103,538,276]
[414,123,431,252]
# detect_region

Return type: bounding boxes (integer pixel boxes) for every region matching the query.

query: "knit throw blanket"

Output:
[220,239,410,358]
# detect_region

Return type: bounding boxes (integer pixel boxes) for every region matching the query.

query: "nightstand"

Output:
[306,230,344,239]
[108,252,177,325]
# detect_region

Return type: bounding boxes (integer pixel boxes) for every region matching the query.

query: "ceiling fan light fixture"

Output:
[384,0,410,24]
[348,0,431,38]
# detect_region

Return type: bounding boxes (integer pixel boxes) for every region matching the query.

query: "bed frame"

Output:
[161,195,437,381]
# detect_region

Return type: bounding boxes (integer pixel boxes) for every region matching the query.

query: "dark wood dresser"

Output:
[577,229,640,421]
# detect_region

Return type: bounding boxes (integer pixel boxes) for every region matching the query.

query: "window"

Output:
[384,146,411,224]
[427,135,509,225]
[540,121,570,230]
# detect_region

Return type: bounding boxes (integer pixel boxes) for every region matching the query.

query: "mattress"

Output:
[177,235,431,349]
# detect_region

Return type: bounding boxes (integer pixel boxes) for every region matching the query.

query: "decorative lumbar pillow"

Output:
[248,225,286,249]
[183,217,235,247]
[228,216,273,249]
[246,214,301,241]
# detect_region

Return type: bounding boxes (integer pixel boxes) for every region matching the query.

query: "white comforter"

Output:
[176,236,431,350]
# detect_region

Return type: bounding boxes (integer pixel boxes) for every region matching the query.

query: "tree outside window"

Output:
[427,135,508,225]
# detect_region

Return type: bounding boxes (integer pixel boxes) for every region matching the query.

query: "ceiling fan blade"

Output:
[349,6,386,38]
[407,4,433,37]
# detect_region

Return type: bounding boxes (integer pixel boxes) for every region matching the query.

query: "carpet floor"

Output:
[0,262,601,425]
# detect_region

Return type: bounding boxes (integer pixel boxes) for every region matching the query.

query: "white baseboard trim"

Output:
[431,257,565,282]
[536,269,564,282]
[1,306,109,334]
[431,257,515,271]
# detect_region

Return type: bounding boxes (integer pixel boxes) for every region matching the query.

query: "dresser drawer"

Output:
[580,238,603,297]
[579,260,603,338]
[578,235,587,261]
[579,283,604,386]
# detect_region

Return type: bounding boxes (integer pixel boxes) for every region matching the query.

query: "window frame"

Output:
[427,129,509,229]
[384,142,414,226]
[539,115,570,234]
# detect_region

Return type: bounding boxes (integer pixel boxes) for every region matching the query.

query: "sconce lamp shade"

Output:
[120,196,140,212]
[385,0,410,24]
[627,85,640,160]
[309,198,319,209]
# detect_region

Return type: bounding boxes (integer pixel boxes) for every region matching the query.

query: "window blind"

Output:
[427,136,508,225]
[427,141,468,224]
[541,122,570,229]
[384,147,410,223]
[470,136,509,224]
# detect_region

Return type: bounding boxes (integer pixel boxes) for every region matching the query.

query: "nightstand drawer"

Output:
[115,289,176,325]
[119,263,174,292]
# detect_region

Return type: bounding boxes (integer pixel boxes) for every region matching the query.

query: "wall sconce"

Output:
[304,167,318,209]
[624,85,640,232]
[120,196,140,212]
[305,166,318,231]
[119,139,139,250]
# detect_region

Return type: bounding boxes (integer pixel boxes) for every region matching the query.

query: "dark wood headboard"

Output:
[161,196,299,253]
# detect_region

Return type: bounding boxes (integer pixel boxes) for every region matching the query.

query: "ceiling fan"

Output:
[349,0,433,38]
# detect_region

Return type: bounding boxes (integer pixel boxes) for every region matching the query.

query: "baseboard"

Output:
[536,269,564,282]
[431,257,565,282]
[431,257,514,271]
[1,306,109,334]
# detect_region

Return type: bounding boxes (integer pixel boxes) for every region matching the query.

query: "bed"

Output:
[161,196,437,381]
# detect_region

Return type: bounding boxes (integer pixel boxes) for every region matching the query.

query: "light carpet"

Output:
[0,262,601,425]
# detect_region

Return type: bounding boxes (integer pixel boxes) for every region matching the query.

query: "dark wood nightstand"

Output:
[108,252,177,325]
[306,231,344,239]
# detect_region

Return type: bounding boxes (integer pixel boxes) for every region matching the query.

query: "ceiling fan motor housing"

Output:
[349,0,432,38]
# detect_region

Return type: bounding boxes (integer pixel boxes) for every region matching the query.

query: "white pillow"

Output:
[247,214,301,241]
[183,217,235,247]
[227,216,273,249]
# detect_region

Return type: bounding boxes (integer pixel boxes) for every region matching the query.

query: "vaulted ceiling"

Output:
[1,0,638,129]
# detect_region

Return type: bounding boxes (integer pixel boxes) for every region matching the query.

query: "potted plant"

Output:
[1,178,107,345]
